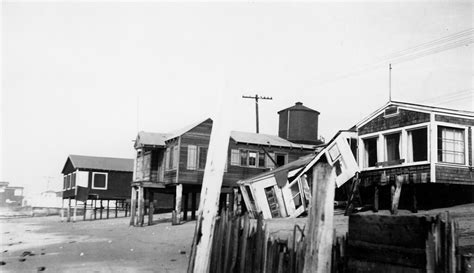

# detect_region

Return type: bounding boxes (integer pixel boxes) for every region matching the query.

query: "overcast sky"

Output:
[2,1,473,195]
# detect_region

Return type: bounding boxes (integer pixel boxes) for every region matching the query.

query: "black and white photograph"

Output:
[1,1,473,272]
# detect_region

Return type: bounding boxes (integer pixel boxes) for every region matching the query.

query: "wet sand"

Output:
[0,214,194,272]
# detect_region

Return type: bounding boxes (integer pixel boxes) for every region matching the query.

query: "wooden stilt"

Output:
[303,163,335,273]
[106,200,110,219]
[115,200,118,218]
[138,186,144,226]
[173,184,183,225]
[183,193,188,221]
[229,190,235,214]
[83,200,87,221]
[391,175,404,215]
[60,198,65,222]
[100,200,103,219]
[191,192,197,220]
[94,199,97,220]
[67,198,71,222]
[130,187,136,226]
[148,190,154,226]
[412,182,418,213]
[73,198,78,222]
[233,188,238,214]
[125,201,128,217]
[373,184,379,212]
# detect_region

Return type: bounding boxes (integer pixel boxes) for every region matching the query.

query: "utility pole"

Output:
[242,94,273,133]
[389,63,392,102]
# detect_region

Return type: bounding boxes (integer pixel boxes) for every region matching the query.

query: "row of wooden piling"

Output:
[61,198,129,222]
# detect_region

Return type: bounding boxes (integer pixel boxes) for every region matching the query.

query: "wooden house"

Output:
[130,102,323,226]
[0,182,24,207]
[61,154,134,221]
[354,101,474,211]
[238,131,359,219]
[239,100,474,218]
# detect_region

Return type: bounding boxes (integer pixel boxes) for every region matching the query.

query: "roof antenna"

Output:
[389,63,392,102]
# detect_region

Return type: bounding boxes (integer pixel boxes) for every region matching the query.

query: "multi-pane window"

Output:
[248,152,257,167]
[290,182,302,209]
[186,145,208,170]
[240,150,248,166]
[258,152,265,167]
[63,176,67,190]
[385,133,401,162]
[438,126,465,164]
[198,147,208,169]
[363,137,378,167]
[71,172,76,188]
[408,127,428,162]
[165,145,179,170]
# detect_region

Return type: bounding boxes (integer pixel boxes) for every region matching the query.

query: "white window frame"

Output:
[361,136,379,169]
[383,130,402,162]
[274,152,288,167]
[436,122,469,167]
[187,145,197,170]
[359,122,432,170]
[230,149,240,166]
[92,172,108,190]
[67,174,72,190]
[406,126,429,164]
[197,146,208,170]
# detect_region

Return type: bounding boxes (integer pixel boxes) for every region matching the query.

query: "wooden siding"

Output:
[435,114,474,126]
[63,169,133,199]
[359,109,430,135]
[360,164,430,187]
[435,165,474,185]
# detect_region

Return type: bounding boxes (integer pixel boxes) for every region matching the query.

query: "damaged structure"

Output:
[130,102,323,226]
[61,154,134,221]
[239,101,474,218]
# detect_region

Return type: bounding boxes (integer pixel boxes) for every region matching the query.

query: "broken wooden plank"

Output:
[303,162,335,273]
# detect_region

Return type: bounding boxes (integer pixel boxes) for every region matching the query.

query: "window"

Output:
[198,147,208,169]
[71,172,76,188]
[364,137,378,167]
[438,126,465,164]
[92,172,108,190]
[187,145,197,170]
[408,128,428,162]
[328,143,341,163]
[165,148,171,170]
[231,149,240,165]
[275,153,287,167]
[290,182,302,209]
[67,174,71,189]
[258,152,265,167]
[264,186,280,217]
[385,133,401,162]
[248,151,257,167]
[240,150,248,166]
[172,146,179,169]
[63,176,67,190]
[14,189,22,196]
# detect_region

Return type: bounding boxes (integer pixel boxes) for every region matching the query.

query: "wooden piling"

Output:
[191,192,197,220]
[138,186,144,226]
[184,192,188,221]
[411,182,418,213]
[94,199,97,220]
[303,162,335,273]
[391,176,403,215]
[106,200,110,219]
[67,198,71,222]
[173,184,183,225]
[83,200,87,221]
[115,200,118,218]
[373,184,379,212]
[130,188,136,225]
[73,198,78,222]
[100,200,103,219]
[148,190,154,226]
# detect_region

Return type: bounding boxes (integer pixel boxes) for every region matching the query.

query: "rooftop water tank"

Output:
[278,102,320,145]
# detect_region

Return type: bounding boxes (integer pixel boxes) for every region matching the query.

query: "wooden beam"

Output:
[411,182,417,213]
[73,198,78,222]
[115,200,118,218]
[60,198,64,222]
[173,184,183,225]
[83,201,87,221]
[148,190,154,226]
[100,200,103,219]
[67,198,71,222]
[138,186,144,226]
[303,162,335,273]
[191,192,197,220]
[373,184,379,213]
[129,187,137,226]
[187,98,230,273]
[391,176,404,215]
[183,192,188,221]
[106,200,110,219]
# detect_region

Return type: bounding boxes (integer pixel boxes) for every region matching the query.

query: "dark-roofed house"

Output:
[61,154,134,222]
[0,182,24,207]
[131,103,323,226]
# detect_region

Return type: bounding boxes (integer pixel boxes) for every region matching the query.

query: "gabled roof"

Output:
[134,118,212,149]
[230,131,315,150]
[62,155,134,174]
[356,100,474,128]
[238,154,315,184]
[135,131,171,148]
[166,118,212,141]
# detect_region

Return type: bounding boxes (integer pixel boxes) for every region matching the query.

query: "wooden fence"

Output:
[207,210,472,273]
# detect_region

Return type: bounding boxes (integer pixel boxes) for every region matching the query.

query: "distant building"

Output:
[61,155,134,221]
[0,182,24,207]
[130,102,323,226]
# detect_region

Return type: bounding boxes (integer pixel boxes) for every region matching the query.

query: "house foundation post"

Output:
[73,198,78,222]
[137,186,144,226]
[100,200,103,219]
[183,192,188,221]
[191,192,197,220]
[373,184,379,212]
[67,198,71,222]
[148,190,154,226]
[60,198,65,222]
[411,182,418,213]
[172,184,182,225]
[391,175,404,215]
[129,187,137,226]
[106,200,110,219]
[83,200,87,221]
